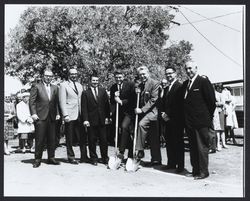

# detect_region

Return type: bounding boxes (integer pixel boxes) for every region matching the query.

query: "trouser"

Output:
[208,128,216,151]
[186,126,210,175]
[165,120,184,168]
[136,115,161,162]
[34,117,56,160]
[65,118,88,160]
[119,115,133,158]
[88,125,108,161]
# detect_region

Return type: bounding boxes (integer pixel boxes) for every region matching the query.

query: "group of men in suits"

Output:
[29,61,216,180]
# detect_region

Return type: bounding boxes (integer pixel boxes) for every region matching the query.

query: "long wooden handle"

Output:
[133,91,140,157]
[115,102,119,152]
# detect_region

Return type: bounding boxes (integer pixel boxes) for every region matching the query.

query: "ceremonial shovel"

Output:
[108,102,122,170]
[125,87,141,172]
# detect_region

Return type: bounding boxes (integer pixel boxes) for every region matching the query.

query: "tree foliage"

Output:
[5,5,193,87]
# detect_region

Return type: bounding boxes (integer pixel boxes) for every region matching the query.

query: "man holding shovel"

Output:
[134,66,162,166]
[109,70,136,162]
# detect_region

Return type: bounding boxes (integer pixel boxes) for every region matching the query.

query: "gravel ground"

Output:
[4,135,244,197]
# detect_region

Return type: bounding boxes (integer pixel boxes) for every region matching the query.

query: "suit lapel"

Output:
[68,81,78,95]
[41,83,50,101]
[89,88,98,104]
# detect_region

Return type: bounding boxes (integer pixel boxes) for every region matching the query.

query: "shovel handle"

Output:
[133,90,140,157]
[115,102,119,152]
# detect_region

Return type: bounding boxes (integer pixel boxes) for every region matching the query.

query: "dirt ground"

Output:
[4,129,244,197]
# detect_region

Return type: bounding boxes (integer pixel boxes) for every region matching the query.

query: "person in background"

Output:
[183,60,216,180]
[213,84,228,151]
[222,86,238,144]
[16,92,35,153]
[81,72,111,166]
[4,96,16,155]
[29,69,61,168]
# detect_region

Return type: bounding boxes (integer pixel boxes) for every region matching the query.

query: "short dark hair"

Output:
[89,70,99,80]
[114,69,124,75]
[165,67,176,72]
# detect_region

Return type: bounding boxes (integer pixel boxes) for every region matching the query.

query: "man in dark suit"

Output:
[29,69,61,168]
[135,66,162,166]
[183,61,216,179]
[81,73,110,166]
[110,70,136,160]
[160,67,185,173]
[59,68,89,164]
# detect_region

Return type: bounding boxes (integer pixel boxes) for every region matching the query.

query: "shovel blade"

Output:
[125,158,140,172]
[108,156,121,170]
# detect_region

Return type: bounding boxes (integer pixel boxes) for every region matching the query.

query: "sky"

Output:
[4,4,245,95]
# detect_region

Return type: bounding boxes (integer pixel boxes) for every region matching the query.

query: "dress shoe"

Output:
[117,153,124,160]
[79,157,91,163]
[185,172,199,177]
[194,173,209,180]
[90,160,98,166]
[68,159,79,165]
[209,149,216,154]
[161,165,176,170]
[33,160,41,168]
[101,157,109,165]
[145,161,162,167]
[47,159,60,165]
[136,150,145,159]
[176,167,184,173]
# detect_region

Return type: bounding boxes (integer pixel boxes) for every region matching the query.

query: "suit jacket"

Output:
[81,87,110,126]
[139,77,160,121]
[59,80,83,121]
[29,82,59,121]
[161,80,184,124]
[183,75,216,128]
[110,81,136,116]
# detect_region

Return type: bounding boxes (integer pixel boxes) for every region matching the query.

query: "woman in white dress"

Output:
[213,84,227,151]
[222,86,238,144]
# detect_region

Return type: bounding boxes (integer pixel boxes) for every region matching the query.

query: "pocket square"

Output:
[193,89,199,91]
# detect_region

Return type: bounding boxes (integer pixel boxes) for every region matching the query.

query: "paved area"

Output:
[4,136,244,197]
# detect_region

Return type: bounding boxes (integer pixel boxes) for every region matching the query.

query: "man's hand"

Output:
[105,118,110,125]
[56,115,60,120]
[114,96,122,105]
[83,121,90,127]
[114,91,120,97]
[135,108,143,114]
[26,117,34,124]
[31,114,39,121]
[64,115,70,123]
[161,112,170,122]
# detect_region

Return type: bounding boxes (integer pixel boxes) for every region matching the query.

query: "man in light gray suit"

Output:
[135,66,162,165]
[59,68,89,164]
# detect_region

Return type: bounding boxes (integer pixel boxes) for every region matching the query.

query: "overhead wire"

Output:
[180,6,241,33]
[176,7,242,67]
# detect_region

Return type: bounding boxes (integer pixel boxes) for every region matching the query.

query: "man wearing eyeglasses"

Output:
[29,69,61,168]
[160,67,185,173]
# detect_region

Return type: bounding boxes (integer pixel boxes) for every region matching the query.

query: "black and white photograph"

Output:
[3,3,245,197]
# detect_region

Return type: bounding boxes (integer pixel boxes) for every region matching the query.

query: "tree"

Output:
[5,5,193,87]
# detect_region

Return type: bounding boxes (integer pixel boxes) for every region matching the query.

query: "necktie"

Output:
[73,82,78,95]
[184,80,191,99]
[46,84,50,100]
[94,87,98,100]
[118,84,121,92]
